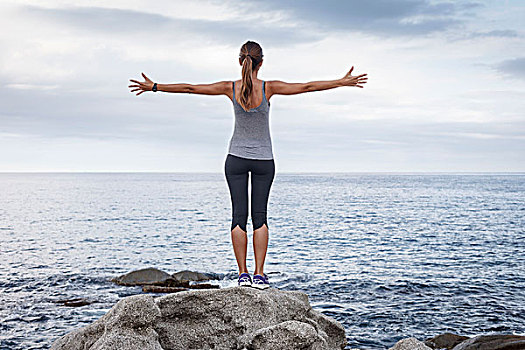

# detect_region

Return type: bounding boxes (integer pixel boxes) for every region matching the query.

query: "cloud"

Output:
[17,0,488,44]
[469,29,520,38]
[6,83,59,90]
[1,0,524,172]
[494,57,525,80]
[18,4,322,47]
[446,29,521,42]
[0,82,232,145]
[236,0,484,37]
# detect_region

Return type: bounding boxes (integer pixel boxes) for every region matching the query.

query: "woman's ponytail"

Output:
[239,55,254,112]
[237,41,263,112]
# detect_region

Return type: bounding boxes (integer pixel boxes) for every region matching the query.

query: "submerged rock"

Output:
[424,332,470,349]
[51,286,347,350]
[451,334,525,350]
[54,298,94,307]
[393,334,525,350]
[111,268,219,289]
[171,269,215,283]
[110,267,172,286]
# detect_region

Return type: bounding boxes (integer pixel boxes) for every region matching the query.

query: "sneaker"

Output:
[251,273,270,289]
[238,272,252,287]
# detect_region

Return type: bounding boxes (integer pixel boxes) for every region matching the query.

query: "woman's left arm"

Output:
[129,73,230,96]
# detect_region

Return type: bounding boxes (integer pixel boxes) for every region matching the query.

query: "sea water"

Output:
[0,172,524,349]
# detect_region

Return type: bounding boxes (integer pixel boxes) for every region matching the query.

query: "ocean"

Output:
[0,172,524,349]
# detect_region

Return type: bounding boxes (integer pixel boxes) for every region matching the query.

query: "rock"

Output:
[153,286,346,350]
[188,282,220,289]
[90,327,162,350]
[111,267,172,286]
[104,293,160,330]
[424,332,470,349]
[54,298,93,307]
[171,269,214,283]
[158,279,220,289]
[51,315,105,349]
[52,294,161,350]
[111,268,219,288]
[451,334,525,350]
[389,337,432,350]
[142,286,188,293]
[237,320,328,350]
[160,277,190,288]
[51,286,347,350]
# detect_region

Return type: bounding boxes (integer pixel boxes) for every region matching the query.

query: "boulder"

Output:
[451,334,525,350]
[51,294,161,350]
[110,267,172,286]
[171,270,215,283]
[51,286,347,350]
[424,332,470,349]
[389,337,432,350]
[111,268,219,288]
[237,320,328,350]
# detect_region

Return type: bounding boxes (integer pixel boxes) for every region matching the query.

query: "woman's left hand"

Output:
[128,73,154,95]
[340,66,368,88]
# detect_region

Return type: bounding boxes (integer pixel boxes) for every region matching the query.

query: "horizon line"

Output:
[0,171,524,175]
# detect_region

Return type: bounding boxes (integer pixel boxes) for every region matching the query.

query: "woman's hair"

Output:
[238,41,263,112]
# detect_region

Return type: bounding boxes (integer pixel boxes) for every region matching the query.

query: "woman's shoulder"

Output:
[232,79,265,84]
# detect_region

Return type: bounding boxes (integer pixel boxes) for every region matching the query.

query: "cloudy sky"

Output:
[1,0,524,172]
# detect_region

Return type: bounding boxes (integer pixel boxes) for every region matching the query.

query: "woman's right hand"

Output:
[340,66,368,88]
[128,73,154,96]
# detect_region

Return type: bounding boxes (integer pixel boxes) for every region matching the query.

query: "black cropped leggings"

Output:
[224,154,275,232]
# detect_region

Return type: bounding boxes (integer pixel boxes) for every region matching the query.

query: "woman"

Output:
[128,40,368,289]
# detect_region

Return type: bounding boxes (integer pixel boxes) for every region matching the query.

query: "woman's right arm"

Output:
[267,66,367,99]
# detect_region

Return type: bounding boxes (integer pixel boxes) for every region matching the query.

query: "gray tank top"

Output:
[228,80,274,160]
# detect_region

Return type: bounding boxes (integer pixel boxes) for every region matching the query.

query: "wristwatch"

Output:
[152,83,157,92]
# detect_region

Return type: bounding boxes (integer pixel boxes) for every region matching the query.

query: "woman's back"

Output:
[228,80,273,160]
